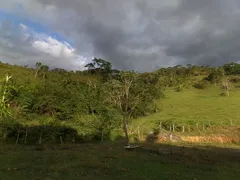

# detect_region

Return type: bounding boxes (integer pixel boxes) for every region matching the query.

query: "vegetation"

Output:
[131,87,240,136]
[0,59,161,145]
[0,60,240,145]
[1,60,240,179]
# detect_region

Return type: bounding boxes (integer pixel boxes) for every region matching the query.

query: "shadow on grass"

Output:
[136,142,240,165]
[0,122,240,166]
[0,133,239,180]
[0,122,113,145]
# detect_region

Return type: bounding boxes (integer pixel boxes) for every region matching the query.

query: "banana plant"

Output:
[0,74,12,119]
[0,74,14,141]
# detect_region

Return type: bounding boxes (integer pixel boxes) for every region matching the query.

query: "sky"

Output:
[1,0,240,71]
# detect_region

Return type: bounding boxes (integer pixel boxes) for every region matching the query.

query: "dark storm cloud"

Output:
[2,0,240,71]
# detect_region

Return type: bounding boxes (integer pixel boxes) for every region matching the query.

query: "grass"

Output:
[131,85,240,135]
[0,142,240,180]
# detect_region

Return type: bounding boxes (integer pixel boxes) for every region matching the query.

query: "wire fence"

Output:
[127,119,240,139]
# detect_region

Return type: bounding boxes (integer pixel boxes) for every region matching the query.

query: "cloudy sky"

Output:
[1,0,240,71]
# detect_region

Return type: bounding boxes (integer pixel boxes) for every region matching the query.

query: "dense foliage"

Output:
[0,59,161,144]
[0,60,240,144]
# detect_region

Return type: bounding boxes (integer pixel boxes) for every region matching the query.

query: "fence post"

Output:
[137,126,141,139]
[159,121,162,134]
[173,124,175,132]
[230,120,233,126]
[159,122,162,130]
[188,124,190,133]
[182,125,185,133]
[202,122,205,131]
[170,124,172,132]
[196,123,199,130]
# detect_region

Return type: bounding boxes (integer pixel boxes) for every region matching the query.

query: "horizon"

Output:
[1,59,238,73]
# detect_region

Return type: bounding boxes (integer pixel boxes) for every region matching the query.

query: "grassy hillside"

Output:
[1,61,240,144]
[1,62,240,179]
[131,85,240,135]
[0,63,35,83]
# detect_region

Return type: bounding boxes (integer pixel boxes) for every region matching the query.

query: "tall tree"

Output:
[105,71,157,145]
[84,58,113,79]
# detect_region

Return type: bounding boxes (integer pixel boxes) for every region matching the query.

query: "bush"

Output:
[174,85,184,92]
[204,68,225,83]
[229,76,240,83]
[193,81,208,89]
[220,92,228,96]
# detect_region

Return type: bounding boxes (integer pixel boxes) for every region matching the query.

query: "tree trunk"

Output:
[123,113,129,145]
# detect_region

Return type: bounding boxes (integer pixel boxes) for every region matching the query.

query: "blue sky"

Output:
[0,6,88,70]
[0,9,73,46]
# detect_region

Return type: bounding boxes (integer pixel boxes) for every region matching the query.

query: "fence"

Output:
[127,119,239,139]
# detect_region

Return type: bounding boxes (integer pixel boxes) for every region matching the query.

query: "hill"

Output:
[0,60,240,145]
[1,61,240,180]
[131,86,240,134]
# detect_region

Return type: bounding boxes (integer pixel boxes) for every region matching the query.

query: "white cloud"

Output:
[32,37,75,58]
[0,22,89,70]
[31,36,89,70]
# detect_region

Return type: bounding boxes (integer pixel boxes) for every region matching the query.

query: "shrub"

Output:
[229,76,240,83]
[220,92,228,97]
[174,85,184,92]
[193,81,208,89]
[204,68,225,83]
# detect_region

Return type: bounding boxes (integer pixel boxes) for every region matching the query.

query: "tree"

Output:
[35,62,42,78]
[104,71,158,145]
[223,62,240,75]
[204,68,225,85]
[85,58,112,71]
[41,65,49,78]
[35,62,49,78]
[84,58,113,80]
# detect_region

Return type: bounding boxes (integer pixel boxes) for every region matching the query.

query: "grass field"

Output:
[0,143,240,180]
[131,85,240,135]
